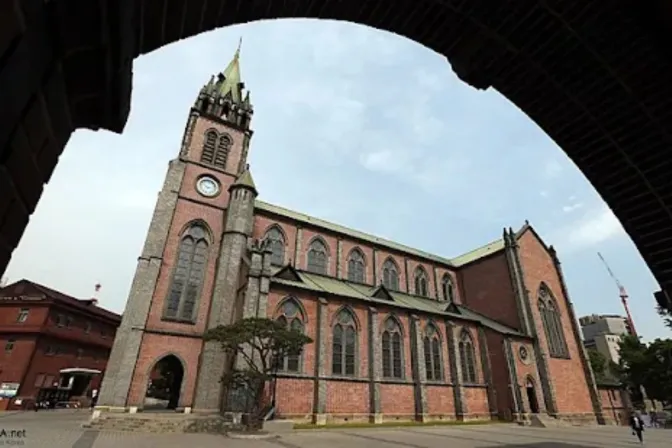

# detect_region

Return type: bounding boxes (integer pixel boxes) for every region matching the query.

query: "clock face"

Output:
[196,176,220,197]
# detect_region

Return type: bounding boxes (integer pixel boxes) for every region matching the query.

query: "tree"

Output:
[615,334,672,405]
[657,305,672,331]
[587,349,608,381]
[204,317,313,429]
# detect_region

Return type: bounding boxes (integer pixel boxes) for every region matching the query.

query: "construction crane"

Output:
[597,252,637,337]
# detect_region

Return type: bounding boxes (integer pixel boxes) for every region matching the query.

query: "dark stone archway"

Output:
[145,354,185,410]
[2,0,672,308]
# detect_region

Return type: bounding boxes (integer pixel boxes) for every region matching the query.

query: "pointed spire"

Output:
[216,39,244,104]
[230,163,257,193]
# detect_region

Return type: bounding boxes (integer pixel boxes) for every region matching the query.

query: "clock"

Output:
[196,176,220,197]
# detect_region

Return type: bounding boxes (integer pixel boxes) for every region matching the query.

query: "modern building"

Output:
[579,314,634,364]
[97,46,605,425]
[0,279,121,410]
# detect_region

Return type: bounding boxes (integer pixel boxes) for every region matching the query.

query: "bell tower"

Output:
[98,43,258,412]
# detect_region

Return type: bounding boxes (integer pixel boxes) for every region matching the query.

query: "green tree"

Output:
[657,305,672,330]
[587,349,608,381]
[615,334,672,405]
[204,317,313,429]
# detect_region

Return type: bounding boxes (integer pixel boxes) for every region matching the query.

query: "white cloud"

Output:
[543,158,563,179]
[562,202,584,213]
[557,204,626,252]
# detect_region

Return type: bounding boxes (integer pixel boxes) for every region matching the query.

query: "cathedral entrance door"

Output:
[525,377,539,414]
[144,355,184,410]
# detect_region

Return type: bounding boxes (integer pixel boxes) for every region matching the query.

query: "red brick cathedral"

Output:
[98,47,604,425]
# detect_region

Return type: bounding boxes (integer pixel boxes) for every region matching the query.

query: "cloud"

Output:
[543,158,563,179]
[562,201,584,213]
[556,204,626,252]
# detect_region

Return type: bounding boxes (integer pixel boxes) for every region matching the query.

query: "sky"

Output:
[4,19,669,341]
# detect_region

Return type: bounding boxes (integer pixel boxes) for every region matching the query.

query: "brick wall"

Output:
[598,386,629,426]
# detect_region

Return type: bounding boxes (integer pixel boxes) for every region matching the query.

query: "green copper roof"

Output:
[217,41,243,103]
[270,267,525,337]
[254,200,506,268]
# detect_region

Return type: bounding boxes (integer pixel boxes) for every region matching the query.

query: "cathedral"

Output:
[97,46,605,425]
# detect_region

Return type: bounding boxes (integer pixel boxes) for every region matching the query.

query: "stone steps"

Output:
[85,414,235,434]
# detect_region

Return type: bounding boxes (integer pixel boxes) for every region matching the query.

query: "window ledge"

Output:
[161,316,197,325]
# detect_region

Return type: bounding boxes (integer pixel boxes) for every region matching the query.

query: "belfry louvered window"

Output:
[201,130,217,164]
[214,134,231,169]
[164,224,209,322]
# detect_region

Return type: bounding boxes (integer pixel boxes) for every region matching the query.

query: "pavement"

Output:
[0,410,668,448]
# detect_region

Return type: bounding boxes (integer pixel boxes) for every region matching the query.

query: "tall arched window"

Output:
[214,134,231,169]
[441,274,454,302]
[458,329,477,383]
[538,286,569,358]
[381,317,404,379]
[332,308,357,376]
[264,226,285,266]
[414,266,429,297]
[275,299,305,372]
[423,324,442,381]
[165,224,210,321]
[306,238,328,274]
[382,259,399,291]
[201,130,218,164]
[347,248,365,283]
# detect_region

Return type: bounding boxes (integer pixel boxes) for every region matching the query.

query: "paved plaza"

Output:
[0,410,668,448]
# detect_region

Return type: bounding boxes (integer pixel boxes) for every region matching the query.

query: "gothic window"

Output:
[275,299,305,373]
[332,308,357,376]
[382,259,399,291]
[214,134,231,169]
[381,317,404,379]
[538,286,569,358]
[423,324,442,381]
[201,130,217,164]
[458,329,477,383]
[306,238,328,275]
[347,248,365,283]
[414,266,429,297]
[164,224,210,322]
[441,274,454,302]
[264,226,285,266]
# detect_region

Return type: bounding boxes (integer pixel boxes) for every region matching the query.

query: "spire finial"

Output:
[236,37,242,57]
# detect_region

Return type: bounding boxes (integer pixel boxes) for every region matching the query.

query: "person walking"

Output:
[630,411,645,444]
[90,389,98,410]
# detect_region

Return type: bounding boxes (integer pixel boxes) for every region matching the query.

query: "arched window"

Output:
[201,130,218,164]
[214,134,231,169]
[307,238,328,274]
[382,259,399,291]
[332,308,357,376]
[264,226,285,266]
[423,324,442,381]
[165,224,210,321]
[441,274,454,302]
[347,248,365,283]
[275,299,305,372]
[414,266,428,297]
[381,317,404,379]
[538,286,569,358]
[458,329,477,383]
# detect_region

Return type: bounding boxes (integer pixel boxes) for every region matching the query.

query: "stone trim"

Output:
[372,249,378,285]
[409,315,427,420]
[551,249,604,424]
[503,338,523,415]
[336,239,343,279]
[404,258,410,293]
[312,297,328,424]
[367,306,382,421]
[503,231,532,336]
[98,160,186,408]
[508,233,558,414]
[433,266,440,301]
[477,327,498,417]
[294,226,303,268]
[445,321,467,417]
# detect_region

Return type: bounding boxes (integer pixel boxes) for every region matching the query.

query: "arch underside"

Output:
[4,1,672,300]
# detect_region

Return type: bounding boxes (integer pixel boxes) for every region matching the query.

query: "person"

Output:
[90,389,98,410]
[630,411,645,444]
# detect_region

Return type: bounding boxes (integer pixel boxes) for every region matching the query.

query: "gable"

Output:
[273,264,303,283]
